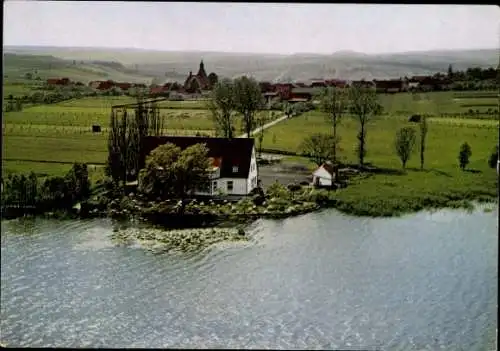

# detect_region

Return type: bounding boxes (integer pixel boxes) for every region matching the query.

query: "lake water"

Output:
[1,206,497,349]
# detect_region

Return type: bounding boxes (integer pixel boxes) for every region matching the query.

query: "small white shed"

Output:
[312,163,336,187]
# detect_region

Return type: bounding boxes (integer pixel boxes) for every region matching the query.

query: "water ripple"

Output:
[1,206,498,349]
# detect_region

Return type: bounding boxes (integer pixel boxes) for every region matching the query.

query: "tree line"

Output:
[447,65,498,82]
[1,163,90,214]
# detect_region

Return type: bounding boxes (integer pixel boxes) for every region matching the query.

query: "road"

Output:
[237,113,288,138]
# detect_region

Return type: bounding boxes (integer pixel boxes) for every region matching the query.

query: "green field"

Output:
[2,96,278,176]
[3,53,154,85]
[2,87,498,216]
[262,111,497,168]
[261,94,498,216]
[2,90,498,181]
[378,91,498,117]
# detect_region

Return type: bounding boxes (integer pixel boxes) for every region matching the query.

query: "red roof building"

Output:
[115,82,132,91]
[47,78,71,86]
[89,80,115,90]
[272,83,294,100]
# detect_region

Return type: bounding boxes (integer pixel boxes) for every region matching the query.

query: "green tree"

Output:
[64,163,90,203]
[300,133,337,166]
[394,127,417,169]
[419,115,428,170]
[174,143,211,200]
[207,78,237,138]
[138,142,211,202]
[233,76,263,137]
[138,143,181,199]
[283,102,293,118]
[208,72,218,88]
[488,146,498,169]
[458,142,472,170]
[1,172,38,208]
[319,86,348,169]
[348,86,383,166]
[447,64,454,79]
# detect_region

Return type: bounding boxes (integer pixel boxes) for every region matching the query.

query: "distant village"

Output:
[44,60,465,104]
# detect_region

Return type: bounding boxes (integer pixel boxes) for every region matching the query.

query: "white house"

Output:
[142,136,258,196]
[312,162,336,188]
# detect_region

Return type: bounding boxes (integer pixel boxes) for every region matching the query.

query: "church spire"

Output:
[197,59,207,78]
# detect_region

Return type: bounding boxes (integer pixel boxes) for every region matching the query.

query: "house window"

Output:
[227,181,234,192]
[212,181,217,193]
[232,166,239,173]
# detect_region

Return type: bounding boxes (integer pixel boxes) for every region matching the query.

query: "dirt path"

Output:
[237,112,288,138]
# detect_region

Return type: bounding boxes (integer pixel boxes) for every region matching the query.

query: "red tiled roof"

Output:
[150,86,169,94]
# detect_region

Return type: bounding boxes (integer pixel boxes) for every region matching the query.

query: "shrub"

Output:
[287,183,302,192]
[266,182,292,200]
[306,189,330,205]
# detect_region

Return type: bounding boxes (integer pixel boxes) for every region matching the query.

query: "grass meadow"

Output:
[2,88,497,216]
[2,96,276,176]
[261,91,498,216]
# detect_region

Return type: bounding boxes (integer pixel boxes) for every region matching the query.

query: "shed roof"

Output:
[314,162,337,176]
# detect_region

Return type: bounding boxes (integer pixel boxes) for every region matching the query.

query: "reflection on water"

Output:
[1,205,498,349]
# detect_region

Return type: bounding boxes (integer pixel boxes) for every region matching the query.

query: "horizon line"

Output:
[4,44,499,56]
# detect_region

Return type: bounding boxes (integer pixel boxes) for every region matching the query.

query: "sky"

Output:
[3,2,500,54]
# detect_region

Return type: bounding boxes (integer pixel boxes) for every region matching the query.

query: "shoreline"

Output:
[2,194,497,255]
[2,188,497,225]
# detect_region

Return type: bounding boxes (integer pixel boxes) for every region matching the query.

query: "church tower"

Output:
[197,60,207,78]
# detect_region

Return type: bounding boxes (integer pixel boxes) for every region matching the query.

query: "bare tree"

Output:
[319,86,348,179]
[233,76,263,137]
[207,79,236,138]
[395,127,417,169]
[348,86,383,166]
[300,133,337,166]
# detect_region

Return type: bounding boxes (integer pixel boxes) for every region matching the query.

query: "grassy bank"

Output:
[329,168,497,216]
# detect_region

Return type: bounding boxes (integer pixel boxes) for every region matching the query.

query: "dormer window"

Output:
[232,166,239,173]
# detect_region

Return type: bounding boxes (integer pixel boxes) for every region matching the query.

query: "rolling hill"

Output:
[3,52,155,85]
[3,45,499,83]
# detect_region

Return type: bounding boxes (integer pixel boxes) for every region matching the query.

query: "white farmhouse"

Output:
[312,162,336,188]
[142,136,258,196]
